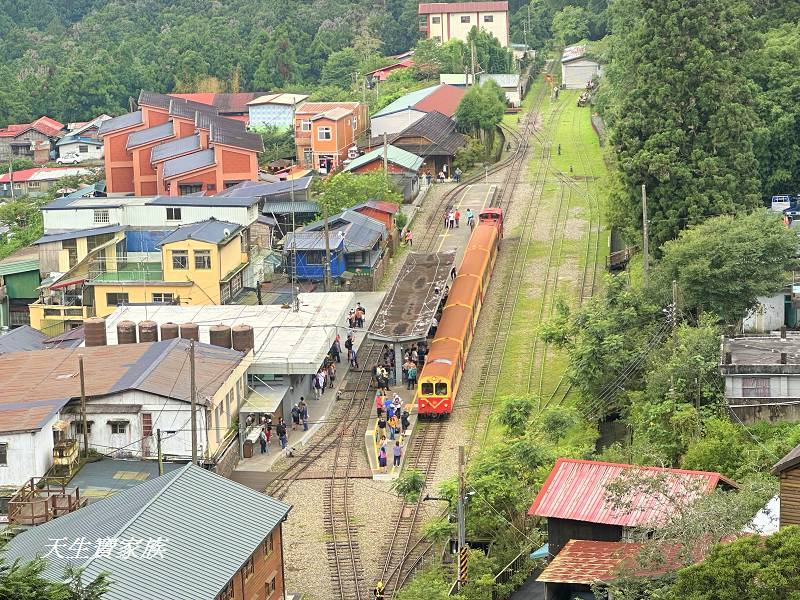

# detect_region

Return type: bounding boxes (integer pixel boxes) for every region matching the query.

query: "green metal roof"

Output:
[372,85,439,117]
[0,258,39,276]
[4,464,291,600]
[344,145,424,173]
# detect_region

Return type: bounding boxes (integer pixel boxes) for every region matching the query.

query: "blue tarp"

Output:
[530,543,549,560]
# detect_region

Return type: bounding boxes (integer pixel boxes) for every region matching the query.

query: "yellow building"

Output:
[30,219,249,333]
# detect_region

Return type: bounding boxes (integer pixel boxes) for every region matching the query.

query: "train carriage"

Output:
[478,207,504,237]
[416,213,503,417]
[446,275,482,329]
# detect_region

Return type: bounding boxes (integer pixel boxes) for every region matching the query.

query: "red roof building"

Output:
[366,59,415,84]
[0,117,65,163]
[529,458,736,557]
[98,91,263,196]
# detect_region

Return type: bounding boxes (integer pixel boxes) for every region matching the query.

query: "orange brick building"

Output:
[99,91,263,195]
[294,101,368,174]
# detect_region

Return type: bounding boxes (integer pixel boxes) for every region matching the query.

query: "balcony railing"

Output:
[7,478,87,526]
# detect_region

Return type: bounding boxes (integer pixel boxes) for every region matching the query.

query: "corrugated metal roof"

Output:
[311,106,353,121]
[418,2,508,14]
[528,458,737,527]
[247,93,310,106]
[283,230,345,251]
[145,193,257,208]
[35,225,123,245]
[158,218,241,246]
[0,326,48,355]
[373,85,439,117]
[162,148,216,179]
[773,442,800,474]
[194,112,247,133]
[413,84,465,117]
[480,73,520,88]
[209,125,264,152]
[295,101,360,116]
[262,201,319,214]
[0,339,244,433]
[353,200,400,215]
[303,209,387,251]
[536,540,685,584]
[97,111,143,135]
[150,134,201,162]
[126,122,175,149]
[344,145,423,173]
[3,464,291,600]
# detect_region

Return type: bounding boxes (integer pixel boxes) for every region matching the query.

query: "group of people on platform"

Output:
[424,165,462,185]
[444,207,475,230]
[375,392,411,473]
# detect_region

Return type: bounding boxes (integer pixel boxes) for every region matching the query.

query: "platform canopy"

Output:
[369,251,455,343]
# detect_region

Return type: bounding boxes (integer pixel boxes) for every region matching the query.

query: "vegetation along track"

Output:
[378,420,446,598]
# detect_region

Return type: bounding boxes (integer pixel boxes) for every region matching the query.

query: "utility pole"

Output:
[79,357,89,458]
[641,184,649,287]
[190,339,197,465]
[457,445,467,590]
[290,172,298,312]
[156,428,164,475]
[322,203,333,292]
[8,159,14,199]
[383,132,388,175]
[470,40,477,87]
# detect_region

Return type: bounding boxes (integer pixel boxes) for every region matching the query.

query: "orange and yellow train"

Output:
[416,208,503,415]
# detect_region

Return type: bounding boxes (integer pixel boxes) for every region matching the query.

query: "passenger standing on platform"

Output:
[259,428,268,454]
[299,398,309,431]
[407,362,417,390]
[443,164,449,180]
[393,440,402,467]
[331,336,341,363]
[443,210,449,229]
[277,419,288,449]
[405,230,413,246]
[455,209,461,228]
[313,371,323,400]
[466,208,474,229]
[401,410,410,434]
[438,170,445,183]
[356,302,366,328]
[291,404,300,430]
[265,418,273,446]
[392,393,402,414]
[447,211,455,229]
[376,393,384,418]
[377,417,387,442]
[388,414,399,440]
[384,395,394,419]
[349,346,359,368]
[426,172,432,186]
[345,333,353,356]
[430,315,438,337]
[378,438,388,473]
[454,167,462,183]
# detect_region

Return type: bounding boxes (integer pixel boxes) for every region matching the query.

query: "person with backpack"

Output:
[407,362,417,390]
[298,398,309,432]
[400,410,410,435]
[290,404,300,431]
[276,419,288,449]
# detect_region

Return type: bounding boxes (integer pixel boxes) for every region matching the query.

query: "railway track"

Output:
[379,420,445,598]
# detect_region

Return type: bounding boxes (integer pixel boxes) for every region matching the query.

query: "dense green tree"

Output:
[655,210,799,323]
[604,0,762,249]
[455,83,506,147]
[0,557,109,599]
[670,526,800,599]
[252,126,295,166]
[254,28,301,90]
[320,47,361,88]
[550,5,590,45]
[315,172,402,215]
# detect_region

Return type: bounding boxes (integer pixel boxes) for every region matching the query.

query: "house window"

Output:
[352,116,358,131]
[106,292,129,307]
[172,250,188,270]
[265,576,277,598]
[243,556,255,581]
[0,443,7,466]
[152,292,177,304]
[431,16,441,24]
[194,250,212,269]
[264,533,274,558]
[301,119,312,132]
[109,422,127,434]
[217,581,234,600]
[27,181,40,189]
[304,250,326,265]
[73,420,93,435]
[94,209,110,224]
[742,377,770,398]
[460,15,470,23]
[179,183,202,195]
[303,148,313,166]
[166,207,182,221]
[317,127,332,141]
[435,382,448,395]
[79,144,89,153]
[62,239,78,268]
[483,14,494,22]
[142,413,153,438]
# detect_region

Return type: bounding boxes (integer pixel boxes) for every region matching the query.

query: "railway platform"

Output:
[431,182,499,261]
[231,290,386,488]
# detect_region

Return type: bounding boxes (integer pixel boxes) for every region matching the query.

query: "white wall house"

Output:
[0,414,59,487]
[743,294,787,333]
[561,46,602,89]
[419,2,510,47]
[56,137,104,160]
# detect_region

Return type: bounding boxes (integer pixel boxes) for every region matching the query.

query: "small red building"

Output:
[98,91,263,195]
[352,200,400,231]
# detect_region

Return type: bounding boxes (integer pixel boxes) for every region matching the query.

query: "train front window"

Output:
[435,382,448,395]
[421,382,434,395]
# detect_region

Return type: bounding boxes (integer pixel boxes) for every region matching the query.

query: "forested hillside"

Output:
[0,0,609,126]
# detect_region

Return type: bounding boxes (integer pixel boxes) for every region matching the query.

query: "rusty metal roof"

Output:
[528,458,737,527]
[0,339,244,433]
[536,540,684,585]
[418,2,508,14]
[369,251,455,342]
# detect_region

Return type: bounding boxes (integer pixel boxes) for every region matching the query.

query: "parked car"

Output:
[56,153,83,165]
